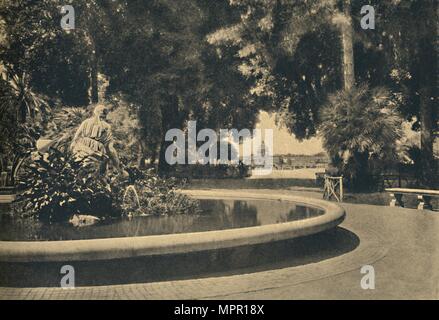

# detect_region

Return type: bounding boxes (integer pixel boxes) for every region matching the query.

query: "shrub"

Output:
[44,106,89,153]
[318,84,403,191]
[0,72,49,185]
[120,167,200,216]
[16,148,122,222]
[16,148,199,223]
[166,163,251,179]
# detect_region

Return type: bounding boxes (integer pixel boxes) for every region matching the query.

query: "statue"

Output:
[70,104,128,176]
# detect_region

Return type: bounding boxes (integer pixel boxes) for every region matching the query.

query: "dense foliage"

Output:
[120,167,200,217]
[16,147,199,223]
[319,84,403,190]
[17,148,120,222]
[0,0,262,172]
[1,0,437,195]
[0,70,49,185]
[208,0,437,187]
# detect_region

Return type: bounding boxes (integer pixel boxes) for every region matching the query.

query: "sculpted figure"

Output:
[71,104,127,176]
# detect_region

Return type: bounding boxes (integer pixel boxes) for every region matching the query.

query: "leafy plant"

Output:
[106,95,144,167]
[120,167,200,217]
[44,106,89,152]
[0,66,49,122]
[16,148,122,223]
[0,71,49,185]
[16,147,199,223]
[318,84,403,191]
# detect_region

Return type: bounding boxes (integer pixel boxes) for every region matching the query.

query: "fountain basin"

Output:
[0,190,345,263]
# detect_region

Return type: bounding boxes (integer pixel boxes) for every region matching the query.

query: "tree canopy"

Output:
[1,0,437,184]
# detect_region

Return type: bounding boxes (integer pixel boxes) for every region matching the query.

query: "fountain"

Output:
[123,185,141,210]
[0,189,347,286]
[0,102,348,287]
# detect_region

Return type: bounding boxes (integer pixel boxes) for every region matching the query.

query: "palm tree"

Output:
[333,0,354,91]
[319,84,403,191]
[0,68,49,187]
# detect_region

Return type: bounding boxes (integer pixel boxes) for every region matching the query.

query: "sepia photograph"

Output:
[0,0,437,304]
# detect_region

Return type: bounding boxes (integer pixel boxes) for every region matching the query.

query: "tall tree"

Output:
[369,0,438,186]
[335,0,354,90]
[208,0,344,139]
[95,0,258,171]
[209,0,437,184]
[0,0,95,106]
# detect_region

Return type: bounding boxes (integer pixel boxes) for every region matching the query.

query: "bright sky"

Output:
[234,111,436,158]
[255,111,325,155]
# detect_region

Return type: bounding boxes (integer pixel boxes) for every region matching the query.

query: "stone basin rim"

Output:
[0,190,345,263]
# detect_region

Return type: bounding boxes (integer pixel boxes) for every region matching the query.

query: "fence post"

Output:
[339,176,344,202]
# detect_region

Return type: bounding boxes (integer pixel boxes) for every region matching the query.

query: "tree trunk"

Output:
[418,1,437,187]
[156,95,186,175]
[419,91,435,187]
[136,140,150,169]
[352,151,371,191]
[341,0,355,91]
[90,49,99,104]
[418,57,437,187]
[158,139,172,176]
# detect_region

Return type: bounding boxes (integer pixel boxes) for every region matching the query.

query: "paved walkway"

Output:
[1,189,438,300]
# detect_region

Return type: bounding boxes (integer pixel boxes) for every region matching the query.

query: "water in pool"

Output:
[0,199,324,241]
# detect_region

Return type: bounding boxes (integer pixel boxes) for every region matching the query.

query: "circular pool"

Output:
[0,190,345,263]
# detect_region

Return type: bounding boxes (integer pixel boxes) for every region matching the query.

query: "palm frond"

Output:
[318,83,403,161]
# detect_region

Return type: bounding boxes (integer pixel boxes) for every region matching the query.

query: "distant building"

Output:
[272,152,330,170]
